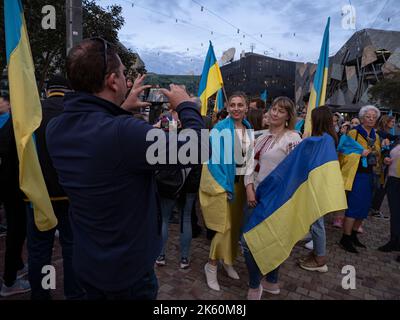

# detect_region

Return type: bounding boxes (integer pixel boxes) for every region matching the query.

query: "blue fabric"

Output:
[4,0,23,62]
[26,202,84,300]
[337,134,367,168]
[208,117,252,199]
[355,124,376,141]
[216,89,225,111]
[260,90,268,103]
[295,119,305,133]
[197,41,218,97]
[0,112,10,129]
[314,17,330,106]
[345,173,373,219]
[310,217,326,257]
[244,133,338,233]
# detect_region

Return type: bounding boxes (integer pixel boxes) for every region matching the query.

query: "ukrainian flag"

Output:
[4,0,57,231]
[304,18,330,135]
[243,134,347,275]
[199,117,252,233]
[337,134,368,190]
[198,42,224,116]
[214,88,225,112]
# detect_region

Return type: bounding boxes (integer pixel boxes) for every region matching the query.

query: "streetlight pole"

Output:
[66,0,82,55]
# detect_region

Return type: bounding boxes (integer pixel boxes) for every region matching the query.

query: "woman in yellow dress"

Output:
[200,92,252,291]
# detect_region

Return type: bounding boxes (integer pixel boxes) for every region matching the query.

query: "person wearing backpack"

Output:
[155,109,201,269]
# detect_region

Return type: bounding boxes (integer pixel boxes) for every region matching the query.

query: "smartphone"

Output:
[146,88,168,103]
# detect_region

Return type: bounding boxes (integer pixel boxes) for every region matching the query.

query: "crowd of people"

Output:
[0,38,399,300]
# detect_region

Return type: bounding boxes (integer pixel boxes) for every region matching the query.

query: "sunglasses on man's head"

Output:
[90,37,110,78]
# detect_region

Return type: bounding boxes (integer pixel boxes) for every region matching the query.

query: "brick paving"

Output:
[1,199,399,300]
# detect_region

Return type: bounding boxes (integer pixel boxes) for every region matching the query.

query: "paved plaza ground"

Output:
[1,199,399,300]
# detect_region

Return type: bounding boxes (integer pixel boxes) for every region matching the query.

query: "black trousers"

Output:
[2,191,26,287]
[387,177,400,238]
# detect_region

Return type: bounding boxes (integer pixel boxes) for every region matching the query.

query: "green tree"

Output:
[0,0,139,91]
[369,73,400,111]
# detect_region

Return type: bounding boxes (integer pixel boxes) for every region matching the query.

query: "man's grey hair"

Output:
[359,105,381,120]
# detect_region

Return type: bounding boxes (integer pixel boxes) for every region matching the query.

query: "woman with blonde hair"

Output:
[242,96,301,299]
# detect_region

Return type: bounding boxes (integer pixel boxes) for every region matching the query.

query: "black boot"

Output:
[339,234,359,253]
[397,256,400,263]
[351,230,366,248]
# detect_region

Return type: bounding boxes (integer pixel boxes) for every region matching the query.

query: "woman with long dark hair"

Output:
[298,106,337,272]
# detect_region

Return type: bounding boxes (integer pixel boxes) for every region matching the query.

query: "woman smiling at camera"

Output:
[200,92,253,292]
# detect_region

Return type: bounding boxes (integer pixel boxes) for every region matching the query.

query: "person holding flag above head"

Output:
[198,42,224,116]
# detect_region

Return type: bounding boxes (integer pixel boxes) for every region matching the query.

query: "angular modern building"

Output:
[296,28,400,113]
[220,52,296,101]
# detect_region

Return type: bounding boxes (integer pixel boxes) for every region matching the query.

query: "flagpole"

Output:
[222,86,228,105]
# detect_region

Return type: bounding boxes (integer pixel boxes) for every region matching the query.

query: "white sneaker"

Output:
[222,262,240,280]
[305,240,314,250]
[0,279,31,297]
[204,263,220,291]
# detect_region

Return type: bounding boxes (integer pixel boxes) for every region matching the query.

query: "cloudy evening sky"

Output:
[96,0,400,75]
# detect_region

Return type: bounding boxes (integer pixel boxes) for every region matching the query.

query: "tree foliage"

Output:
[0,0,140,91]
[369,73,400,111]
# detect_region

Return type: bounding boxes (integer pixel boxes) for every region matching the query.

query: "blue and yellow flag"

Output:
[337,134,367,167]
[4,0,57,231]
[243,134,347,275]
[260,89,268,105]
[304,18,330,135]
[198,42,224,116]
[199,117,252,233]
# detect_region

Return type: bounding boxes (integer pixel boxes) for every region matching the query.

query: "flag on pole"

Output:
[198,42,224,116]
[4,0,57,231]
[260,89,268,105]
[304,17,330,135]
[214,88,225,112]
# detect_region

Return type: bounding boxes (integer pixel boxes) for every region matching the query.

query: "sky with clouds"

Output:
[96,0,400,75]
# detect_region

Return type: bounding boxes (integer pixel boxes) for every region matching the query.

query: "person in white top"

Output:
[241,96,301,300]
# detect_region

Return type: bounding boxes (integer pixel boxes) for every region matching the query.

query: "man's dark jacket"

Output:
[46,92,205,291]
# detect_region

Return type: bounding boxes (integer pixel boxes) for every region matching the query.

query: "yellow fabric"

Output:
[244,161,347,275]
[208,178,245,265]
[199,64,223,116]
[8,20,57,231]
[338,129,382,191]
[339,153,361,191]
[199,164,228,233]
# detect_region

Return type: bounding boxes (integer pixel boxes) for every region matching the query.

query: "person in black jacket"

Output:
[24,74,84,300]
[46,38,206,300]
[0,95,30,297]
